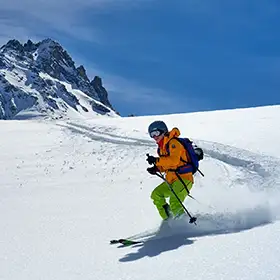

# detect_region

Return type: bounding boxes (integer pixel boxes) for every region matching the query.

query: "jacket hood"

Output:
[168,127,180,138]
[162,127,180,146]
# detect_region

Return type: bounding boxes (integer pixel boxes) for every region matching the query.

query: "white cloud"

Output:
[68,55,195,114]
[0,0,153,43]
[79,63,173,105]
[0,19,42,46]
[95,72,193,115]
[0,4,98,43]
[0,0,190,115]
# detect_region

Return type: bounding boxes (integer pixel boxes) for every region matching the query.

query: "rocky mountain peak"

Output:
[77,65,89,82]
[34,38,76,79]
[90,76,111,108]
[1,39,24,53]
[0,38,117,119]
[92,76,102,87]
[23,39,38,52]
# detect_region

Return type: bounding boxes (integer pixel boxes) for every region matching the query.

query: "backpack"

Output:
[169,138,204,174]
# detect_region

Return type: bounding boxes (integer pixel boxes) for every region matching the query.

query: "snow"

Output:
[0,45,117,119]
[39,72,118,119]
[0,105,280,280]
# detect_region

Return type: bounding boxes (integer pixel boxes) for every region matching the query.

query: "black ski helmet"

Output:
[148,120,168,136]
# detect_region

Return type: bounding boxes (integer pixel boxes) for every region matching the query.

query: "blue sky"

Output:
[0,0,280,116]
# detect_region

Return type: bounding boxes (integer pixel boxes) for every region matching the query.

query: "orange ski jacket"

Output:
[155,127,194,184]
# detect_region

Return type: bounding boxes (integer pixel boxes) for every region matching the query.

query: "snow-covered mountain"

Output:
[0,105,280,280]
[0,39,117,119]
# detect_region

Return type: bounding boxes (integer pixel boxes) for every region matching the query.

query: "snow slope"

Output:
[0,105,280,280]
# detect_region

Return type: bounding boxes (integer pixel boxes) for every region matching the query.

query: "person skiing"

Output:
[146,120,194,220]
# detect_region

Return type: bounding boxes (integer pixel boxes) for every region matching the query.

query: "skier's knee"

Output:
[151,188,162,201]
[150,189,157,201]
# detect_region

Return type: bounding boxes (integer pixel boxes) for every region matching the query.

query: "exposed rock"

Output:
[77,65,89,82]
[0,38,117,119]
[91,76,112,108]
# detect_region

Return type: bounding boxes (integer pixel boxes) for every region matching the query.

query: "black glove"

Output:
[147,165,159,175]
[146,155,158,165]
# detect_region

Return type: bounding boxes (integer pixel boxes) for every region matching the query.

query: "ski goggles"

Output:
[149,130,162,138]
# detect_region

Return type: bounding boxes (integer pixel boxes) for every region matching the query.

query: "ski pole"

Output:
[197,169,205,177]
[175,172,214,210]
[175,171,196,200]
[155,172,197,225]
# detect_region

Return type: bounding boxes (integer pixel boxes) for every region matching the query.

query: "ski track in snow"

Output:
[61,122,153,147]
[60,121,280,241]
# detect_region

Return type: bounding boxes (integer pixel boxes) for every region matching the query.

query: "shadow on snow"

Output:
[118,233,194,262]
[118,204,273,262]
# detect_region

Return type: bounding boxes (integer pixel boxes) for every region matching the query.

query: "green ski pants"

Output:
[150,178,193,220]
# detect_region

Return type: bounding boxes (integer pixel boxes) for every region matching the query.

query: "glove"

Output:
[146,155,158,165]
[147,166,159,175]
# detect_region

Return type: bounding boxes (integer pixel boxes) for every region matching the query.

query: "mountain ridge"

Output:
[0,38,117,119]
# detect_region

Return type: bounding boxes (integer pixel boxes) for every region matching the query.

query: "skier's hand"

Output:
[147,166,159,175]
[146,155,158,165]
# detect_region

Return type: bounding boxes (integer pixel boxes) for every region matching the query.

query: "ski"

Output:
[110,238,143,246]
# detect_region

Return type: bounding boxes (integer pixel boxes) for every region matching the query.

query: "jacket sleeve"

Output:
[156,139,184,171]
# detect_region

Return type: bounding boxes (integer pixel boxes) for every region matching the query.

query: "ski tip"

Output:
[110,238,142,246]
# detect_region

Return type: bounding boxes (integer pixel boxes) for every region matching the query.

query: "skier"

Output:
[146,120,194,220]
